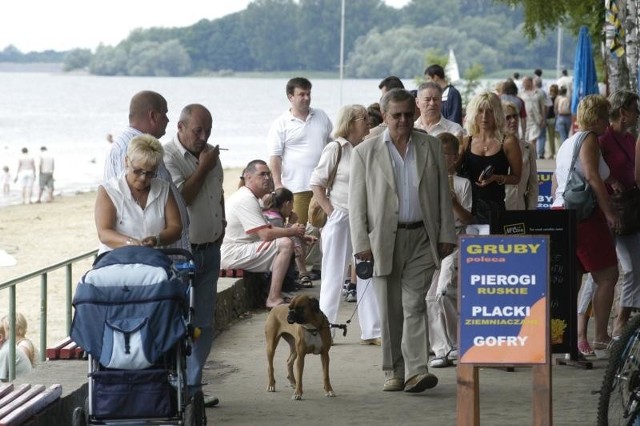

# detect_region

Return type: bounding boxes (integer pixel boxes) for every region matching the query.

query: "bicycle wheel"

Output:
[598,314,640,425]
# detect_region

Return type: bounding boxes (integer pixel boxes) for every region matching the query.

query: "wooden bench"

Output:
[46,338,84,361]
[219,269,244,278]
[0,383,62,425]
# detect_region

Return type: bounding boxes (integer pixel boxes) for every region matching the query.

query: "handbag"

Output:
[607,131,640,235]
[611,187,640,235]
[308,141,342,228]
[562,131,596,222]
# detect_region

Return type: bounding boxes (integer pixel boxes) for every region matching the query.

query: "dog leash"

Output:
[344,278,372,325]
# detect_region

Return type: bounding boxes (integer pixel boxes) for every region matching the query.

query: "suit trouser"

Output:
[319,209,352,333]
[187,243,220,392]
[426,249,459,357]
[374,226,435,380]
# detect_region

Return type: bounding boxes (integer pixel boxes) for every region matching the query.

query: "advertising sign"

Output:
[537,170,554,210]
[459,235,549,364]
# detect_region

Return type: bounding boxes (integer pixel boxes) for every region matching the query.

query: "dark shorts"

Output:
[39,172,54,190]
[576,206,617,272]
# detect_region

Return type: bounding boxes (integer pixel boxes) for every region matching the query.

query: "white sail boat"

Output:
[445,49,461,84]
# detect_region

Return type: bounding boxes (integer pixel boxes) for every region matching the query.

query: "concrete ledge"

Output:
[14,274,263,424]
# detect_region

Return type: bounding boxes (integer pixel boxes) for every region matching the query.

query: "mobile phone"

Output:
[478,165,495,181]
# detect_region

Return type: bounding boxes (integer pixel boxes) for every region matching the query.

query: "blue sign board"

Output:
[459,235,549,364]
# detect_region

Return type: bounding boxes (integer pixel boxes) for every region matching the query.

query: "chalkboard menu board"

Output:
[491,210,577,355]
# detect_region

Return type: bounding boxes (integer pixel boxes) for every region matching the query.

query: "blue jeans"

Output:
[187,243,220,391]
[555,115,572,145]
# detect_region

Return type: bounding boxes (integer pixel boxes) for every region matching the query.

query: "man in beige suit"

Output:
[349,89,456,393]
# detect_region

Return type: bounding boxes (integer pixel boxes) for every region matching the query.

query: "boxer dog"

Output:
[265,295,335,400]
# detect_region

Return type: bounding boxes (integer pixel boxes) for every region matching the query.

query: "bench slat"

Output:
[0,384,62,426]
[0,385,44,420]
[0,385,29,411]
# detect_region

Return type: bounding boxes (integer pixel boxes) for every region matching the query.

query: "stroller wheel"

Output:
[184,390,207,426]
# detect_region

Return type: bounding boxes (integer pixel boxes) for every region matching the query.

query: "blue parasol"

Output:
[571,26,600,114]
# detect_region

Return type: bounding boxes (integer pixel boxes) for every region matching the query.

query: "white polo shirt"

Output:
[267,107,333,193]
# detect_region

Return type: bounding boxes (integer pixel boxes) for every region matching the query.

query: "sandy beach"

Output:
[0,167,244,350]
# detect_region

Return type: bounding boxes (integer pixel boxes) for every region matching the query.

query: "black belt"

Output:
[191,241,216,251]
[397,221,423,230]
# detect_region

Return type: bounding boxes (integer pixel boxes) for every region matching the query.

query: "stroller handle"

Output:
[159,248,194,262]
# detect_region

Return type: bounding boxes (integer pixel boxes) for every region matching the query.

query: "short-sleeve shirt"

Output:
[223,186,270,246]
[163,136,225,244]
[266,108,333,193]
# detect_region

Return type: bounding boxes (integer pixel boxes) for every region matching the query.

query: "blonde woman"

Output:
[457,91,522,224]
[502,101,539,210]
[95,134,182,254]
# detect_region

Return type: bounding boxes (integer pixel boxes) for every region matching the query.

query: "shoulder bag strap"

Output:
[325,141,343,196]
[568,131,591,172]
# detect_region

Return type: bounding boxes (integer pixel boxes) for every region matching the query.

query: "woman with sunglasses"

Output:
[503,101,539,210]
[95,134,182,254]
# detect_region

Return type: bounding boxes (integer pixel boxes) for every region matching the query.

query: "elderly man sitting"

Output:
[220,159,306,309]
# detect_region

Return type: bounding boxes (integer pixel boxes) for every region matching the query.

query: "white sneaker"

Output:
[447,349,458,361]
[429,356,451,368]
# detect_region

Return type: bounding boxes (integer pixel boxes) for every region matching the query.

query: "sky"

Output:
[2,0,410,53]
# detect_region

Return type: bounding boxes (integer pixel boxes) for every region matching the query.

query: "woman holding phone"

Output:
[457,91,522,224]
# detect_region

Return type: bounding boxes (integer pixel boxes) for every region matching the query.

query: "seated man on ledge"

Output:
[220,159,306,309]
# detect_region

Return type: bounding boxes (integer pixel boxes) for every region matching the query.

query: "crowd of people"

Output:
[57,62,635,411]
[3,146,55,203]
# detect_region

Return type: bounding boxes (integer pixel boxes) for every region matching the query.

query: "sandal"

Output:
[577,339,594,357]
[592,339,613,359]
[299,275,313,288]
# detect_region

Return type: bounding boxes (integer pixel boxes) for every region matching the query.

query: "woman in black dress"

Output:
[457,91,522,224]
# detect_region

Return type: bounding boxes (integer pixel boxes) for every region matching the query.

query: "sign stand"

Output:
[457,235,552,425]
[491,210,592,369]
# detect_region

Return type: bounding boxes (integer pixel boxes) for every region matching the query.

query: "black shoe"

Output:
[204,395,219,407]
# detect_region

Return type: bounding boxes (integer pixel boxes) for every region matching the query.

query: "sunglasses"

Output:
[131,168,157,178]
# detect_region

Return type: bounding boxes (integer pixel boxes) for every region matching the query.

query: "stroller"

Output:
[70,246,206,425]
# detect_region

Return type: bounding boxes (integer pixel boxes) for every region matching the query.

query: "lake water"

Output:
[0,73,392,207]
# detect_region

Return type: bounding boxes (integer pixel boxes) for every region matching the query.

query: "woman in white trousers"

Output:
[310,104,381,342]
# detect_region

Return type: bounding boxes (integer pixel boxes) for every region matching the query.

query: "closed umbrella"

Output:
[571,26,599,114]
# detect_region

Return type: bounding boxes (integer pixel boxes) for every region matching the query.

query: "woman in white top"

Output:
[310,105,380,343]
[552,94,621,354]
[14,147,35,204]
[503,101,539,210]
[95,134,182,254]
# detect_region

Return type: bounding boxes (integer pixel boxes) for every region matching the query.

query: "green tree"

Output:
[62,48,91,71]
[242,0,300,71]
[89,45,128,76]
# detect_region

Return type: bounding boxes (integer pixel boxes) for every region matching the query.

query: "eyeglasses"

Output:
[505,114,518,121]
[131,168,157,178]
[419,97,440,103]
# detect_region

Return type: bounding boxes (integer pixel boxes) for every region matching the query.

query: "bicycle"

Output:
[597,314,640,425]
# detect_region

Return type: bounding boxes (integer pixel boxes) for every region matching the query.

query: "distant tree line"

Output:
[0,0,576,78]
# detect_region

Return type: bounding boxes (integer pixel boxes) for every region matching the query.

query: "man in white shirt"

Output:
[220,160,306,309]
[414,82,463,141]
[163,104,224,408]
[267,77,333,224]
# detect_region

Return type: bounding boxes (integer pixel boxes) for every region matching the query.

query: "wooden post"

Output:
[532,364,553,426]
[456,364,479,426]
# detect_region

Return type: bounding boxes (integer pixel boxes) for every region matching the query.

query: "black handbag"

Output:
[611,187,640,235]
[563,132,596,222]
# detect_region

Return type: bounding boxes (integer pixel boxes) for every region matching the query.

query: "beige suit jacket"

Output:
[349,129,457,276]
